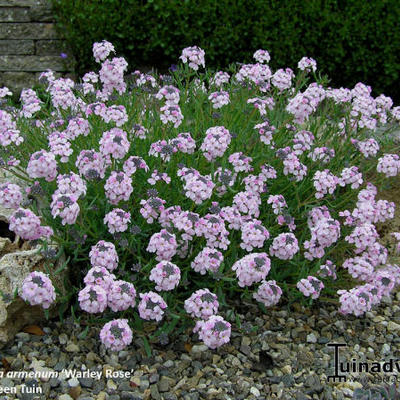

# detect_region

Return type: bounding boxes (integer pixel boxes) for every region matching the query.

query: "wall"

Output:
[0,0,74,95]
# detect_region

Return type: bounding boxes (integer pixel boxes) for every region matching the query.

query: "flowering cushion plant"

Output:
[1,41,400,350]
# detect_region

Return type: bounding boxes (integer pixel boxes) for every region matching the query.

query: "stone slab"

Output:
[35,39,67,55]
[0,7,30,22]
[0,22,57,39]
[0,55,73,71]
[0,1,38,6]
[30,4,53,22]
[0,39,34,54]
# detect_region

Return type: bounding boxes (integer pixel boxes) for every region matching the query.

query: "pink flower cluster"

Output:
[104,171,133,204]
[100,128,130,159]
[304,207,340,260]
[297,276,324,299]
[210,71,230,87]
[253,280,282,307]
[20,89,42,118]
[229,152,253,173]
[247,97,274,116]
[149,261,181,291]
[194,315,231,349]
[20,271,56,309]
[253,49,271,64]
[313,169,338,199]
[377,154,400,177]
[208,91,230,109]
[0,182,23,209]
[50,193,80,225]
[100,319,132,351]
[140,196,166,224]
[89,241,119,271]
[178,167,215,204]
[104,208,131,234]
[271,68,294,91]
[351,138,379,158]
[184,288,219,319]
[232,253,271,287]
[200,126,231,161]
[240,219,270,251]
[276,148,307,181]
[180,46,205,70]
[338,166,363,189]
[235,63,272,91]
[255,120,276,146]
[269,233,299,260]
[298,57,317,72]
[76,150,107,180]
[160,104,184,128]
[191,247,223,275]
[318,260,337,280]
[93,40,115,63]
[155,85,180,104]
[138,291,167,321]
[9,208,53,240]
[146,229,178,261]
[27,151,57,182]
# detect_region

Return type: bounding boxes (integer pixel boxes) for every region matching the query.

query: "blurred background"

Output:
[26,0,400,102]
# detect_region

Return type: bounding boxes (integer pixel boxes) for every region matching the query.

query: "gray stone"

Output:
[281,374,295,387]
[49,378,60,388]
[0,1,37,5]
[149,373,159,384]
[30,4,54,22]
[92,380,106,394]
[0,71,37,93]
[150,384,161,400]
[0,23,58,39]
[0,55,73,71]
[53,360,66,372]
[121,392,141,400]
[0,7,30,22]
[35,39,68,55]
[296,393,311,400]
[0,245,66,346]
[78,378,93,388]
[158,376,173,392]
[306,333,317,343]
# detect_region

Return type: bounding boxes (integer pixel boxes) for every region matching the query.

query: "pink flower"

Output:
[138,291,167,321]
[297,276,324,299]
[232,253,271,287]
[180,46,205,70]
[107,281,136,312]
[146,229,177,261]
[100,319,132,351]
[193,315,231,349]
[184,289,219,319]
[20,271,55,309]
[78,285,108,313]
[104,171,133,205]
[0,182,23,209]
[269,233,299,260]
[149,261,181,291]
[27,150,57,182]
[104,208,131,234]
[253,280,282,307]
[89,240,119,271]
[191,247,223,275]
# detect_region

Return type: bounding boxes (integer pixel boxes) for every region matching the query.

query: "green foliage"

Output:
[51,0,400,100]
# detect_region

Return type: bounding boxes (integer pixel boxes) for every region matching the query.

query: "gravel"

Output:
[0,294,399,399]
